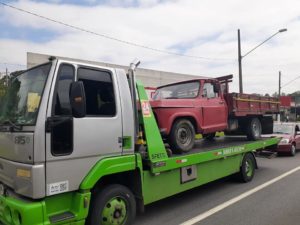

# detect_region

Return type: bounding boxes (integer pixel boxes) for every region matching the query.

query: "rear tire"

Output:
[169,119,195,154]
[246,118,262,141]
[87,184,136,225]
[238,153,256,183]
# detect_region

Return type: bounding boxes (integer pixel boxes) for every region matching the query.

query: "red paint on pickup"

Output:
[150,75,279,136]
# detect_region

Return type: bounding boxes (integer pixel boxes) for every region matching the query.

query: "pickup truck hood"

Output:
[150,100,195,108]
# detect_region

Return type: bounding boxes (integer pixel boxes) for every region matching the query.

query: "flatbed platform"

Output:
[177,136,272,156]
[151,136,279,173]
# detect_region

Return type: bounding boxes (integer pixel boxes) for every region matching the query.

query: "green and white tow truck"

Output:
[0,58,279,225]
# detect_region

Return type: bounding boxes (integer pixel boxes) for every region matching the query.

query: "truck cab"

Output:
[0,58,135,201]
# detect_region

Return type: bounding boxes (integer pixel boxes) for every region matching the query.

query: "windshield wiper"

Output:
[0,119,22,131]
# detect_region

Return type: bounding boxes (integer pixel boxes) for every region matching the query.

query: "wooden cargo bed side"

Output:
[225,93,280,117]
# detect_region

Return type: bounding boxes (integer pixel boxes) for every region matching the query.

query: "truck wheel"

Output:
[169,119,195,154]
[238,153,256,183]
[290,144,296,156]
[87,184,136,225]
[246,118,262,141]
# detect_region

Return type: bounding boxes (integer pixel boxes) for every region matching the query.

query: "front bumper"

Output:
[0,194,44,225]
[269,144,292,153]
[277,144,292,153]
[0,190,90,225]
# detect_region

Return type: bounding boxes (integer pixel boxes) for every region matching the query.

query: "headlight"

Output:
[280,138,290,144]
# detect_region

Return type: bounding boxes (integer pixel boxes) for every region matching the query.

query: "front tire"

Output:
[87,184,136,225]
[290,144,296,156]
[238,153,256,183]
[169,119,195,154]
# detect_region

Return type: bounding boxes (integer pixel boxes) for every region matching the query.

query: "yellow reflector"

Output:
[17,169,31,178]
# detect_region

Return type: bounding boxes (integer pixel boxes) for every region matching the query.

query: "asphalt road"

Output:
[135,153,300,225]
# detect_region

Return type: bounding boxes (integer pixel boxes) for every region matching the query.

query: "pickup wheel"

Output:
[169,119,195,154]
[238,153,256,183]
[246,118,262,141]
[87,184,136,225]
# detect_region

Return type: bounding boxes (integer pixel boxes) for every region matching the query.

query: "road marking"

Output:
[180,166,300,225]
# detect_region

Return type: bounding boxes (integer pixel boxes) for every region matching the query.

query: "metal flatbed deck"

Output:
[179,136,272,156]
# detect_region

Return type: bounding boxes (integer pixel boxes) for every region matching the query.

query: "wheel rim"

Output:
[177,126,192,146]
[252,121,260,137]
[245,159,254,177]
[101,197,127,225]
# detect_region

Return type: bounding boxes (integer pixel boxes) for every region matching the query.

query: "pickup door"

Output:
[199,81,227,133]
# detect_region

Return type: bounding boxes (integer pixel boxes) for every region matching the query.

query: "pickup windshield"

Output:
[0,63,51,126]
[153,81,200,100]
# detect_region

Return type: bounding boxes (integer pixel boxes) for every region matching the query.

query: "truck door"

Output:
[200,81,227,132]
[45,62,123,196]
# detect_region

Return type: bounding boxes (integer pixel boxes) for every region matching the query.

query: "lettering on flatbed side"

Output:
[222,146,245,155]
[151,153,166,160]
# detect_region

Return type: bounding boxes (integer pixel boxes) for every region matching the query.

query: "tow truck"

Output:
[0,58,279,225]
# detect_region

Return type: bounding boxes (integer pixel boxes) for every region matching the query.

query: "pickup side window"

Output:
[203,83,218,98]
[51,64,75,156]
[78,68,116,117]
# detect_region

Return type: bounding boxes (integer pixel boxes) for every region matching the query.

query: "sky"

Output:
[0,0,299,94]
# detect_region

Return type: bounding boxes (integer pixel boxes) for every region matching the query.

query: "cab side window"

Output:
[203,83,218,98]
[78,68,116,117]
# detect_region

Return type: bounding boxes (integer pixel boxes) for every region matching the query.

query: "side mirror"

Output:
[70,81,86,118]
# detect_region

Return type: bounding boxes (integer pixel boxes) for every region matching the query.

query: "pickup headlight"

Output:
[280,138,290,144]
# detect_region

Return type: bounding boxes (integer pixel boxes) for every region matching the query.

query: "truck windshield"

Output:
[0,63,51,126]
[153,81,200,100]
[273,124,294,135]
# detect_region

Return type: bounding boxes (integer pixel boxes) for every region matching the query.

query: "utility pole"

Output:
[278,71,281,97]
[237,29,243,93]
[278,71,281,122]
[237,28,287,94]
[5,68,8,87]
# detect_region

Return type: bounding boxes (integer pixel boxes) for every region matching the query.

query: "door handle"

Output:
[219,102,224,104]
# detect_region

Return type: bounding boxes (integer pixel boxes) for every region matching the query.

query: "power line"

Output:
[281,75,300,88]
[0,1,234,61]
[0,62,26,67]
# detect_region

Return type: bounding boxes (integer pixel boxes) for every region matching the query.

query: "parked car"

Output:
[268,123,300,156]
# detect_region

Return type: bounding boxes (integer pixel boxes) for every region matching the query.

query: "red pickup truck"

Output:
[150,75,279,153]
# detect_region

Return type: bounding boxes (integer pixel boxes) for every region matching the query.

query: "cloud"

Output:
[0,0,299,94]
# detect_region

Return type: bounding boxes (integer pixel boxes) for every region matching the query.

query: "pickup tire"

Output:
[246,118,262,141]
[169,119,195,154]
[238,153,256,183]
[87,184,136,225]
